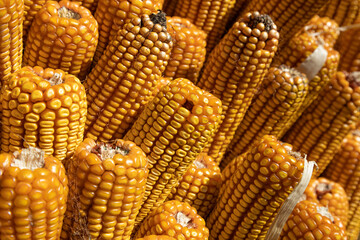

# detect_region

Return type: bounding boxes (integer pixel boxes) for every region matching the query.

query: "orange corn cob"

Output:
[76,0,98,13]
[124,78,222,225]
[283,71,360,176]
[197,12,279,164]
[61,138,148,240]
[136,236,176,240]
[323,130,360,240]
[133,200,209,240]
[319,0,360,26]
[167,153,222,218]
[23,0,98,80]
[165,16,207,83]
[207,135,305,240]
[0,147,68,239]
[84,13,172,142]
[169,0,236,52]
[304,177,349,226]
[0,0,23,87]
[93,0,163,64]
[280,200,347,240]
[0,66,87,162]
[221,66,308,169]
[23,0,48,42]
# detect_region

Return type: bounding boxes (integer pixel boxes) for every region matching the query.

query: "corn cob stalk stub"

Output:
[221,66,308,169]
[134,200,209,239]
[283,71,360,176]
[165,17,207,83]
[23,0,47,42]
[197,12,279,164]
[23,0,99,80]
[0,147,68,239]
[93,0,163,64]
[124,78,222,225]
[167,153,222,218]
[62,138,148,240]
[0,0,23,87]
[84,13,172,142]
[207,135,305,240]
[136,236,177,240]
[319,0,360,26]
[323,130,360,240]
[304,177,349,226]
[1,66,87,162]
[280,200,347,240]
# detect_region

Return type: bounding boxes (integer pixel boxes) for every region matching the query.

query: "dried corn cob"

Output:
[165,16,207,83]
[93,0,163,64]
[136,236,176,240]
[197,12,279,164]
[323,130,360,240]
[319,0,360,26]
[76,0,98,13]
[134,200,209,240]
[1,66,87,162]
[170,0,236,52]
[0,0,23,87]
[124,78,222,225]
[221,66,308,169]
[23,0,98,80]
[241,0,329,46]
[0,147,68,239]
[283,71,360,176]
[336,20,360,72]
[167,153,222,218]
[304,177,349,226]
[207,135,306,239]
[280,200,347,240]
[84,13,172,142]
[61,138,148,240]
[23,0,47,42]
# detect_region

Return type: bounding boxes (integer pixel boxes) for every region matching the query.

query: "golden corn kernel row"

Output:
[0,147,68,239]
[283,71,360,176]
[1,66,87,162]
[124,78,222,225]
[0,0,24,87]
[165,16,207,83]
[304,177,349,226]
[319,0,360,26]
[84,13,172,142]
[23,0,47,42]
[221,66,308,169]
[134,200,209,240]
[61,138,148,240]
[207,135,305,239]
[280,200,347,240]
[76,0,98,13]
[23,0,99,80]
[167,153,222,218]
[93,0,163,64]
[197,12,279,164]
[324,131,360,240]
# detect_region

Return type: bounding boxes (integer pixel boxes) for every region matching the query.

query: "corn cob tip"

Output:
[11,147,45,170]
[91,142,130,160]
[316,205,335,222]
[175,211,196,228]
[58,6,81,20]
[315,182,332,199]
[279,64,305,78]
[248,12,275,32]
[150,10,167,29]
[347,71,360,87]
[193,156,207,169]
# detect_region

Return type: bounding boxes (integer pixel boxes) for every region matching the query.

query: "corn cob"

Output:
[221,66,308,169]
[336,20,360,72]
[241,0,329,46]
[76,0,98,13]
[304,177,349,226]
[0,0,23,87]
[170,0,236,52]
[93,0,163,64]
[23,0,47,42]
[84,13,172,142]
[165,16,207,83]
[319,0,360,26]
[283,71,360,176]
[280,200,347,240]
[167,153,222,218]
[1,66,87,162]
[323,130,360,240]
[61,138,148,240]
[0,147,68,239]
[207,135,305,239]
[197,12,279,164]
[134,200,209,240]
[136,236,176,240]
[151,77,172,97]
[124,78,222,225]
[23,0,98,80]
